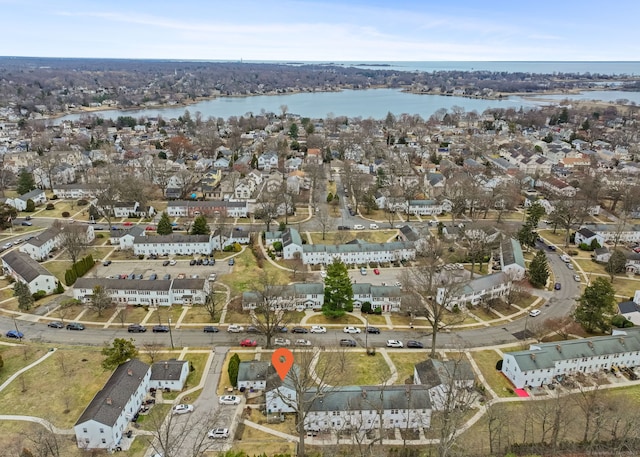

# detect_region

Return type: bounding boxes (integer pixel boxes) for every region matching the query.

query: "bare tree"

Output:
[202,288,225,322]
[92,165,122,228]
[141,341,163,364]
[316,208,334,241]
[58,223,89,265]
[87,285,114,318]
[255,190,280,232]
[249,273,294,348]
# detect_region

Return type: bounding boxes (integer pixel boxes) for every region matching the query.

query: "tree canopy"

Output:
[16,168,36,195]
[156,211,173,235]
[529,250,549,288]
[322,259,353,318]
[14,281,34,311]
[574,277,616,333]
[190,215,210,235]
[101,338,138,370]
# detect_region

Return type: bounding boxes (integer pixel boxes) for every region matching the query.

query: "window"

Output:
[82,428,87,433]
[99,428,104,433]
[101,439,106,444]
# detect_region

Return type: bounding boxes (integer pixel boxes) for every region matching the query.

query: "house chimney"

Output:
[362,389,367,399]
[164,361,169,369]
[127,369,133,376]
[556,345,562,352]
[106,397,112,405]
[619,337,625,345]
[530,353,536,361]
[588,341,594,350]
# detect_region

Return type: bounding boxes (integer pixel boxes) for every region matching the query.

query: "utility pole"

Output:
[168,317,175,350]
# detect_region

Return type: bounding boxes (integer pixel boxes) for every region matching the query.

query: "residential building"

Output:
[352,283,402,312]
[166,200,248,218]
[74,359,151,450]
[574,227,604,247]
[149,359,189,391]
[578,224,640,244]
[501,328,640,388]
[19,226,61,261]
[242,283,325,311]
[73,277,209,306]
[413,359,475,410]
[500,238,526,280]
[237,361,271,390]
[14,188,47,211]
[1,250,57,295]
[132,234,213,256]
[436,272,511,310]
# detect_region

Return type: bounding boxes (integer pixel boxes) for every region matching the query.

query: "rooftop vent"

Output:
[530,353,536,361]
[556,345,562,352]
[106,397,112,405]
[127,369,133,376]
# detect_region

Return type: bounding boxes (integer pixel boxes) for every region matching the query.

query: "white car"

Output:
[219,395,241,405]
[208,428,230,439]
[386,340,403,348]
[310,325,327,334]
[274,338,291,346]
[320,270,327,278]
[227,325,244,333]
[574,274,581,282]
[169,260,177,266]
[295,339,311,346]
[529,309,541,317]
[172,404,194,415]
[343,326,361,334]
[353,224,365,230]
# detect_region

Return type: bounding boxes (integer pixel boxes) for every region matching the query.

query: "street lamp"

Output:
[13,318,22,341]
[365,315,369,349]
[168,317,175,350]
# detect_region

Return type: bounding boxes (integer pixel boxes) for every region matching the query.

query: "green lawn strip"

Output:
[363,314,387,325]
[305,313,363,325]
[0,347,109,428]
[179,306,217,324]
[317,351,391,386]
[387,352,428,384]
[42,260,73,282]
[469,350,518,398]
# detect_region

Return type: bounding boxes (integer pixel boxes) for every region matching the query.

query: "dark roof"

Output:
[24,226,60,247]
[238,361,271,383]
[303,385,431,412]
[150,359,187,381]
[501,238,525,268]
[618,301,639,315]
[134,234,210,244]
[1,250,55,283]
[75,359,150,427]
[414,359,475,388]
[577,227,597,239]
[399,225,420,242]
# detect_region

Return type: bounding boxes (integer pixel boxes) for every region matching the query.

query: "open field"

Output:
[388,352,428,384]
[317,350,391,385]
[218,248,291,297]
[0,421,87,457]
[469,349,518,398]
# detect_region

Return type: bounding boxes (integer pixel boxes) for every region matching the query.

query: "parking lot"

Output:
[99,258,227,281]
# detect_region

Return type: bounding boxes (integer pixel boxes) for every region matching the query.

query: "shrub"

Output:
[138,254,144,259]
[61,211,70,218]
[373,307,382,315]
[46,203,55,210]
[25,199,35,212]
[77,199,89,206]
[611,314,634,328]
[361,302,372,314]
[32,290,47,300]
[50,194,58,200]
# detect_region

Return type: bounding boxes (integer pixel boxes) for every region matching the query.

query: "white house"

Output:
[14,188,47,211]
[258,152,279,171]
[74,359,151,451]
[110,225,146,249]
[413,358,475,410]
[578,224,640,244]
[149,359,189,391]
[132,234,213,256]
[574,227,604,247]
[73,277,209,306]
[237,361,271,390]
[166,200,248,218]
[437,272,511,310]
[352,283,402,312]
[242,283,325,311]
[501,328,640,389]
[52,183,99,199]
[500,238,526,281]
[19,223,95,261]
[265,366,298,414]
[1,250,57,295]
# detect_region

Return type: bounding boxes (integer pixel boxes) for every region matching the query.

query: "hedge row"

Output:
[65,254,95,286]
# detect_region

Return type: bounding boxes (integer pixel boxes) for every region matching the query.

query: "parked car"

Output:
[208,428,230,439]
[227,325,244,333]
[343,326,361,334]
[240,339,257,347]
[162,260,170,266]
[295,339,311,346]
[21,221,32,226]
[219,395,241,405]
[135,274,143,280]
[574,274,581,282]
[274,338,291,346]
[246,326,260,334]
[196,258,203,265]
[128,324,147,333]
[369,223,379,230]
[567,263,574,270]
[103,260,112,266]
[152,325,170,333]
[169,260,177,266]
[406,340,424,349]
[386,340,403,348]
[554,282,561,290]
[6,330,24,339]
[208,273,217,281]
[310,325,326,333]
[366,326,380,334]
[292,327,309,334]
[189,259,197,266]
[373,268,380,275]
[548,245,557,251]
[360,267,367,275]
[337,225,350,230]
[529,309,541,317]
[276,326,288,333]
[203,326,219,333]
[228,258,235,266]
[163,274,171,280]
[47,321,64,329]
[172,404,194,415]
[66,322,85,331]
[340,339,357,347]
[149,273,157,280]
[353,224,365,230]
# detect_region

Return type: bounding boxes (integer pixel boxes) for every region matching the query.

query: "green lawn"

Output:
[42,259,73,283]
[317,351,391,385]
[387,352,428,384]
[0,345,49,386]
[218,352,257,394]
[182,353,209,389]
[305,313,363,325]
[469,350,518,398]
[180,306,217,324]
[218,248,290,297]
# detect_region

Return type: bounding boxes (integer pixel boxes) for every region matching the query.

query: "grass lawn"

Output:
[113,306,151,326]
[538,229,570,247]
[309,229,398,245]
[223,306,251,325]
[0,287,14,301]
[609,276,640,298]
[147,307,184,325]
[469,350,518,398]
[0,421,86,457]
[218,351,256,395]
[182,353,209,389]
[43,201,76,218]
[388,352,428,384]
[82,308,117,323]
[180,306,217,324]
[135,404,172,431]
[363,314,387,325]
[390,315,415,326]
[0,347,110,428]
[305,313,363,325]
[42,260,73,282]
[219,248,290,297]
[234,424,297,457]
[0,345,49,385]
[464,264,489,275]
[317,351,391,385]
[573,258,610,276]
[469,307,499,322]
[52,303,85,321]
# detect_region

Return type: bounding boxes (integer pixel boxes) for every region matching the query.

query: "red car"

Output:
[145,226,155,231]
[373,268,380,275]
[123,222,133,226]
[240,339,257,347]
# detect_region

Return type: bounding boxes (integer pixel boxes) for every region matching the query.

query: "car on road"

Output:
[337,225,350,230]
[310,325,326,334]
[128,324,147,333]
[366,326,380,334]
[274,338,291,346]
[548,245,557,251]
[353,224,365,230]
[6,330,24,339]
[373,268,380,275]
[227,325,244,333]
[169,260,177,266]
[554,282,561,290]
[574,274,581,282]
[162,260,170,266]
[529,309,542,317]
[189,259,197,266]
[360,267,367,275]
[103,260,112,266]
[340,339,357,347]
[219,395,241,405]
[292,327,309,334]
[145,226,155,231]
[343,326,361,334]
[240,339,257,347]
[203,326,219,333]
[66,322,85,331]
[21,221,32,226]
[172,404,194,415]
[246,326,260,334]
[276,326,288,333]
[406,340,424,349]
[567,263,574,270]
[209,273,217,281]
[208,428,230,439]
[295,339,311,346]
[152,325,169,333]
[228,258,235,266]
[386,340,403,348]
[47,321,64,329]
[123,222,133,226]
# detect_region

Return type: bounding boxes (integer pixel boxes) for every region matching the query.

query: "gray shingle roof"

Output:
[150,359,187,381]
[2,250,55,283]
[501,238,525,268]
[23,226,60,248]
[414,359,475,389]
[134,234,210,244]
[75,359,150,427]
[303,385,431,412]
[238,361,271,383]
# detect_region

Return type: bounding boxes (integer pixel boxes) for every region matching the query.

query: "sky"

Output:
[2,0,639,61]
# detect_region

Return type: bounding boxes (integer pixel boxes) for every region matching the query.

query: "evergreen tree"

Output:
[526,202,545,227]
[0,204,17,229]
[191,215,210,235]
[574,277,616,333]
[16,168,36,195]
[529,250,549,288]
[101,338,138,370]
[25,199,35,212]
[14,281,34,311]
[156,211,173,235]
[55,281,64,294]
[228,353,241,387]
[323,259,354,318]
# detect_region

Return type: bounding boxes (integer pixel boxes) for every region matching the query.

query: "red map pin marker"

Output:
[272,348,294,381]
